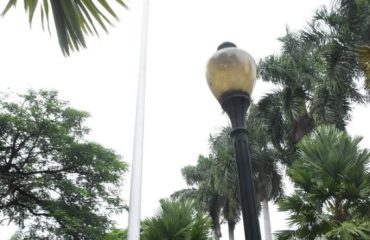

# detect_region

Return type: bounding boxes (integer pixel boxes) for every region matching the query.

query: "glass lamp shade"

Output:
[206,46,256,101]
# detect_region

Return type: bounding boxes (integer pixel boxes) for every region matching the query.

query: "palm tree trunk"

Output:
[213,226,221,240]
[262,200,272,240]
[228,221,235,240]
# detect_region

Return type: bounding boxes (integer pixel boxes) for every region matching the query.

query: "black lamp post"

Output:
[206,42,262,240]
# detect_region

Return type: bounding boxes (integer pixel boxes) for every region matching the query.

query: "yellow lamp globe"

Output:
[206,42,256,101]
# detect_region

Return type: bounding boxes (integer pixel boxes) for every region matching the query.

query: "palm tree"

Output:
[209,128,241,240]
[257,0,369,161]
[301,0,369,128]
[276,125,370,240]
[209,116,284,240]
[210,125,283,240]
[174,114,284,240]
[247,106,284,240]
[2,0,127,55]
[172,133,242,240]
[172,155,224,240]
[141,199,212,240]
[302,0,370,90]
[257,32,318,164]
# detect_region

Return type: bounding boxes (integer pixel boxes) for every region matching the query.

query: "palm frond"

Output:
[2,0,127,56]
[278,126,370,239]
[325,221,370,240]
[141,199,212,240]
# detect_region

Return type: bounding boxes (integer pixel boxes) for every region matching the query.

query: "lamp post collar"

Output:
[220,91,250,129]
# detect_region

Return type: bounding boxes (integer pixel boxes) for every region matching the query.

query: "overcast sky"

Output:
[1,0,369,239]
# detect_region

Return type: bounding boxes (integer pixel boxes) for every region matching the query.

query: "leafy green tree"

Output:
[141,199,212,240]
[0,90,128,239]
[2,0,127,55]
[276,125,370,240]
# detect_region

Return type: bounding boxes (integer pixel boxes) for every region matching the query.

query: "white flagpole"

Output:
[127,0,149,239]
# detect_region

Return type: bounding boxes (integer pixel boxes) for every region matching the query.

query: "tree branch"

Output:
[18,202,51,217]
[8,134,33,166]
[15,187,44,205]
[0,196,19,210]
[8,133,19,164]
[20,166,76,176]
[19,135,41,169]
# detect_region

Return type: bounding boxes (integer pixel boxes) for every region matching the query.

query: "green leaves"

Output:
[2,0,127,56]
[0,90,128,239]
[277,126,370,240]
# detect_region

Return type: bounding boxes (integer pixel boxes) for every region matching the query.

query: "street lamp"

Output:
[206,42,261,240]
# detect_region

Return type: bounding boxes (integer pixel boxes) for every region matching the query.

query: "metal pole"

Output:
[127,0,149,239]
[221,92,262,240]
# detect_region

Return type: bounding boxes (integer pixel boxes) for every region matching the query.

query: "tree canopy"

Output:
[0,90,127,239]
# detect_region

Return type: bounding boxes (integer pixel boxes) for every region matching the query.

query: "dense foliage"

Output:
[277,126,370,240]
[256,1,370,237]
[0,90,127,239]
[257,0,370,164]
